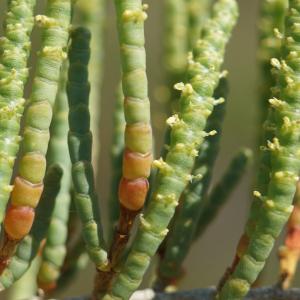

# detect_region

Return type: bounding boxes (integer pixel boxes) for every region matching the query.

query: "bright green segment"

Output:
[0,165,62,290]
[196,149,252,238]
[37,61,72,288]
[259,0,288,118]
[103,1,238,299]
[186,0,211,49]
[115,0,151,146]
[218,1,300,299]
[16,0,72,185]
[244,0,288,244]
[67,27,108,270]
[0,0,36,223]
[157,79,229,283]
[164,0,188,77]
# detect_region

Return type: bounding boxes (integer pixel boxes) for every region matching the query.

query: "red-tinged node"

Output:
[123,149,152,180]
[119,177,149,211]
[4,206,35,240]
[286,227,300,250]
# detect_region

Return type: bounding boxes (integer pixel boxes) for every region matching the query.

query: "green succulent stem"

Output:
[102,1,238,299]
[0,0,36,224]
[155,77,229,289]
[259,0,288,123]
[67,26,108,271]
[186,0,211,49]
[37,61,72,293]
[217,1,300,299]
[106,0,153,285]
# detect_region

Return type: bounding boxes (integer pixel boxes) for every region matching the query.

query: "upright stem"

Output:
[107,0,153,281]
[217,2,300,299]
[0,0,36,224]
[67,26,108,270]
[37,61,72,293]
[155,78,229,290]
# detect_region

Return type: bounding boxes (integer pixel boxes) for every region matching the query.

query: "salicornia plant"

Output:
[1,1,300,300]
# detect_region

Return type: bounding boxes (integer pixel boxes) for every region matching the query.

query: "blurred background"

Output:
[1,0,291,299]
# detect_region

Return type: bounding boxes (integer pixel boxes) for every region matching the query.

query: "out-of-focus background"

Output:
[1,0,293,299]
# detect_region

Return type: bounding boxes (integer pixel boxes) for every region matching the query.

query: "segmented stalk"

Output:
[109,86,125,238]
[164,0,188,82]
[278,181,300,289]
[0,165,62,290]
[37,61,72,292]
[186,0,211,49]
[0,0,72,268]
[259,0,288,122]
[195,149,252,239]
[229,1,289,278]
[217,2,300,298]
[103,1,238,299]
[0,0,36,223]
[156,78,229,289]
[74,0,106,169]
[109,0,153,271]
[67,26,108,270]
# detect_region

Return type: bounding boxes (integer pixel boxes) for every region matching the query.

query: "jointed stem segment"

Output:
[37,61,72,293]
[217,1,300,299]
[108,0,152,277]
[0,0,36,224]
[156,78,229,289]
[67,26,108,271]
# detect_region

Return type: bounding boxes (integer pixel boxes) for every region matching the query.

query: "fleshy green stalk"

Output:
[37,61,72,293]
[217,2,300,299]
[0,0,72,268]
[259,0,288,123]
[155,77,229,289]
[108,0,153,275]
[186,0,211,49]
[0,0,36,223]
[164,0,188,83]
[235,0,289,269]
[102,1,238,299]
[0,165,62,290]
[67,26,108,271]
